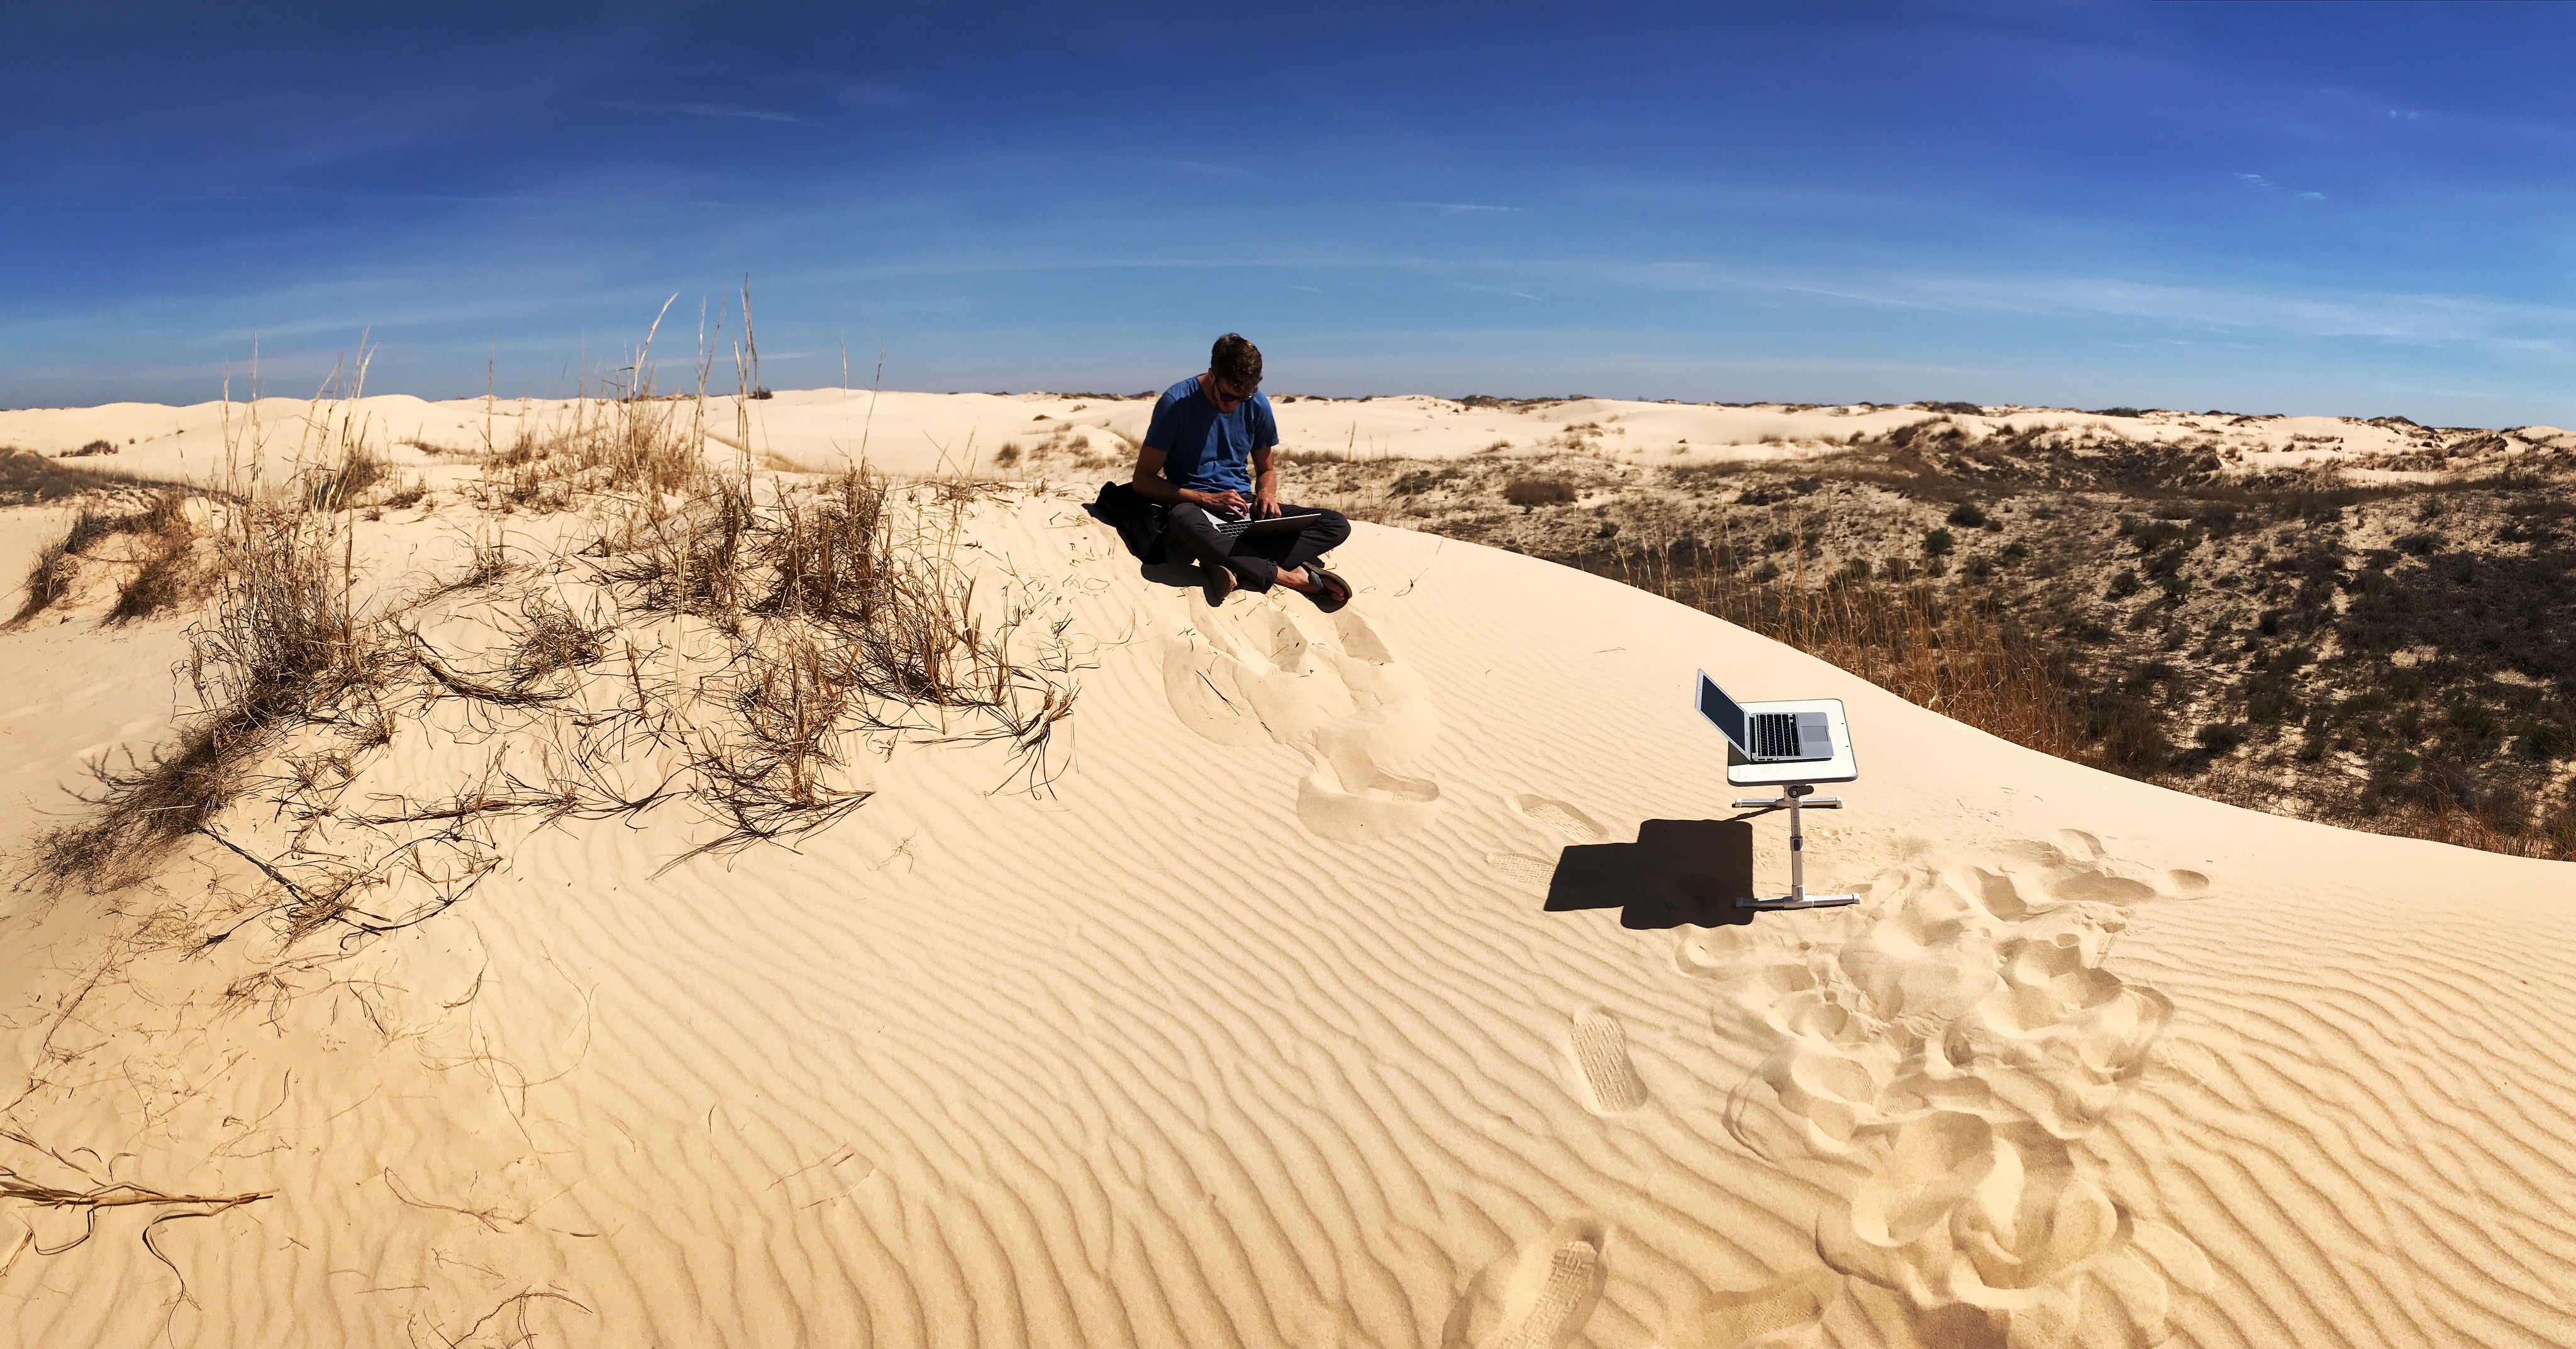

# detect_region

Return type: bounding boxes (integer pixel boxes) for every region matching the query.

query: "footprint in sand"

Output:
[1442,1219,1608,1349]
[1487,851,1558,887]
[1684,1269,1840,1348]
[1509,793,1605,843]
[1568,1007,1649,1114]
[1164,604,1440,841]
[1676,838,2213,1349]
[1484,794,1606,888]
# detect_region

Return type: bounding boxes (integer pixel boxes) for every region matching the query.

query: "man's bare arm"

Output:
[1250,442,1280,518]
[1133,444,1246,514]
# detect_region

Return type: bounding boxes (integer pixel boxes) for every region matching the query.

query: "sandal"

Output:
[1306,567,1352,613]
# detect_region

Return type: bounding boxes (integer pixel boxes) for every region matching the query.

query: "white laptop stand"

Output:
[1730,783,1859,909]
[1701,677,1861,912]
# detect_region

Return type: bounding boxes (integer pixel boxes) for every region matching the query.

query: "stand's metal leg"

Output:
[1733,785,1860,910]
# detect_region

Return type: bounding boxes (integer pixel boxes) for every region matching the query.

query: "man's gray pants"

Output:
[1162,502,1352,592]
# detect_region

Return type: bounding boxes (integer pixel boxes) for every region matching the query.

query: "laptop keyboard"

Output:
[1751,712,1802,758]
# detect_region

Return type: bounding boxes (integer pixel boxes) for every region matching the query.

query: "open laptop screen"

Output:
[1696,670,1748,752]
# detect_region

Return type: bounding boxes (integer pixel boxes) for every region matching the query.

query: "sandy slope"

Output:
[3,477,2574,1348]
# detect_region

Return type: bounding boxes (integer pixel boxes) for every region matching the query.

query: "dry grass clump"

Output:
[190,491,382,724]
[29,714,262,892]
[311,442,391,508]
[30,486,384,891]
[480,363,711,511]
[1614,539,2083,760]
[504,593,611,692]
[26,377,387,892]
[686,626,870,858]
[106,492,203,624]
[599,465,1078,858]
[11,535,80,627]
[601,474,757,625]
[760,465,887,621]
[64,439,119,457]
[9,491,204,628]
[1792,586,2080,758]
[1,446,177,505]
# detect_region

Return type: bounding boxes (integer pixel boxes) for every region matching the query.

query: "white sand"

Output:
[3,401,2573,1348]
[8,390,2556,489]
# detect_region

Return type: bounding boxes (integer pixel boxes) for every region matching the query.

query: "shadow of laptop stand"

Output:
[1543,819,1757,930]
[1729,784,1859,909]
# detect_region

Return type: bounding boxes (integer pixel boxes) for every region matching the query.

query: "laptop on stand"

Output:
[1694,670,1859,909]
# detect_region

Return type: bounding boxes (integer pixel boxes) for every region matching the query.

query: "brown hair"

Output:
[1210,333,1262,392]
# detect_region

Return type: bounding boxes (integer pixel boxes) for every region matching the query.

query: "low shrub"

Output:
[2085,692,2170,771]
[1502,475,1576,508]
[2126,518,2188,553]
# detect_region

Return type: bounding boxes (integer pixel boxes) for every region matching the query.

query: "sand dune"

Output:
[9,389,2563,489]
[3,411,2574,1347]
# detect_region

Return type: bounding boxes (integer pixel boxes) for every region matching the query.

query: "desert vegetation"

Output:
[1292,416,2576,858]
[16,321,1081,938]
[8,491,203,628]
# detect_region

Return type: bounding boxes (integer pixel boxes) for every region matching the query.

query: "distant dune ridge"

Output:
[1,390,2573,1346]
[5,388,2567,487]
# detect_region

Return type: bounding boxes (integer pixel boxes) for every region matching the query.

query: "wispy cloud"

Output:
[1806,272,2550,345]
[0,187,538,204]
[1287,284,1323,293]
[1416,201,1519,214]
[1447,280,1543,301]
[2236,172,2325,203]
[832,81,911,109]
[607,101,813,125]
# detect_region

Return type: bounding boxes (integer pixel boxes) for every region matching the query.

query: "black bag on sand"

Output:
[1084,480,1168,564]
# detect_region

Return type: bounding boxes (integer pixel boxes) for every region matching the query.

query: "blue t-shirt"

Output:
[1143,376,1277,496]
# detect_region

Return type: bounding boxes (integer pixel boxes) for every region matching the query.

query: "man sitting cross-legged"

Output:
[1130,333,1355,611]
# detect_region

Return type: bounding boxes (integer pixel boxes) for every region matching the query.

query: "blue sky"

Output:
[11,1,2576,424]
